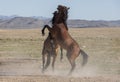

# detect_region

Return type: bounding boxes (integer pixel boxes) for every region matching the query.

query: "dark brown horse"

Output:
[42,23,88,75]
[42,33,59,72]
[42,5,69,72]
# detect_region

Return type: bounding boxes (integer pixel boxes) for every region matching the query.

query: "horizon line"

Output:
[0,14,120,21]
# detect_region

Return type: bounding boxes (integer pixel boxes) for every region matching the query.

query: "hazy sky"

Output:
[0,0,120,20]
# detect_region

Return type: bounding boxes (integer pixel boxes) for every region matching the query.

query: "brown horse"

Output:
[42,23,88,75]
[41,5,69,72]
[42,33,59,72]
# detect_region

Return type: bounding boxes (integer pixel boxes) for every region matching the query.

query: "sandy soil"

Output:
[0,58,120,82]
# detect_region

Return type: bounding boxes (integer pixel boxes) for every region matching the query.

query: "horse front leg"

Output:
[41,25,53,36]
[66,51,76,75]
[60,47,63,62]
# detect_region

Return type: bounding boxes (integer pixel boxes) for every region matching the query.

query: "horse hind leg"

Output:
[66,52,76,75]
[69,59,76,75]
[67,48,80,75]
[42,54,45,73]
[52,54,57,72]
[42,47,47,73]
[44,53,51,71]
[52,47,58,71]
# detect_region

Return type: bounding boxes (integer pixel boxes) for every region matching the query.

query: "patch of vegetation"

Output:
[0,28,120,75]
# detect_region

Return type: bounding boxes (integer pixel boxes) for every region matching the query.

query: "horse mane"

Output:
[51,11,58,25]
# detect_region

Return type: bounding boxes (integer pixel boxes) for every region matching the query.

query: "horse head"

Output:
[57,5,70,13]
[52,5,69,24]
[51,5,69,30]
[57,5,70,23]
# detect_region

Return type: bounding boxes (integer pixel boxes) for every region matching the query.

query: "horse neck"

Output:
[55,23,67,32]
[54,13,68,29]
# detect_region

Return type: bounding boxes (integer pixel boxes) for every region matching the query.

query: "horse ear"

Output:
[67,7,70,10]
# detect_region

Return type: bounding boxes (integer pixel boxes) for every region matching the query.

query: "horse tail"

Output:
[80,49,88,66]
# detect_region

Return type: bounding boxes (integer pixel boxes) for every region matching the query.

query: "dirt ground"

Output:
[0,28,120,82]
[0,58,120,82]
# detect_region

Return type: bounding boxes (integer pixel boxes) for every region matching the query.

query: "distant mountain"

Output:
[0,15,49,20]
[67,20,120,27]
[0,15,120,29]
[31,16,50,20]
[0,15,19,20]
[0,17,46,29]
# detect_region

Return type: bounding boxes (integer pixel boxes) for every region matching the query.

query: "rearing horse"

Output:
[42,7,88,75]
[41,5,69,73]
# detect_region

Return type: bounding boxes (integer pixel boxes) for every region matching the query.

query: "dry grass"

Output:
[0,27,120,81]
